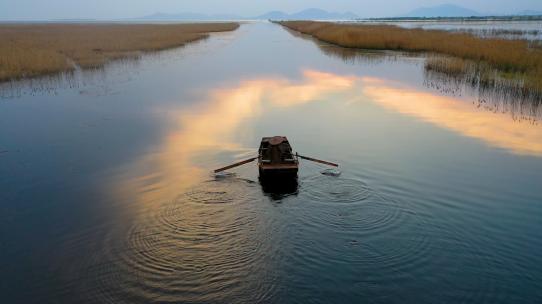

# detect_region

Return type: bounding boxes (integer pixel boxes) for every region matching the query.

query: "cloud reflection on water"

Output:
[120,70,359,203]
[362,77,542,157]
[106,70,362,303]
[120,69,542,206]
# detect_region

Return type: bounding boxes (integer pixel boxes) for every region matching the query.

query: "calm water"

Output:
[1,22,542,303]
[354,20,542,40]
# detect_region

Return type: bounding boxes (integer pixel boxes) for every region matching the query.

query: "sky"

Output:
[1,0,542,20]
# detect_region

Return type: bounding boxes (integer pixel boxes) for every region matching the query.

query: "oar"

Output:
[214,157,258,173]
[296,153,338,167]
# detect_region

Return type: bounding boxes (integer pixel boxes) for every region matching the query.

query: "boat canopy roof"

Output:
[262,136,287,146]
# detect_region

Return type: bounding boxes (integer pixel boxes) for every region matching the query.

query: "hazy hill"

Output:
[403,4,480,17]
[285,8,357,20]
[139,9,358,21]
[138,12,242,20]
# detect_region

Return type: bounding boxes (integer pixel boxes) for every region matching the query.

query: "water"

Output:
[353,20,542,40]
[1,22,542,303]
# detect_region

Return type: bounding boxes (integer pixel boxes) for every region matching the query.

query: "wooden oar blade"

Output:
[214,157,257,173]
[296,153,338,167]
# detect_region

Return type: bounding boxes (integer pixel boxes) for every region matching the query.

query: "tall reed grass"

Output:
[0,23,239,81]
[278,21,542,98]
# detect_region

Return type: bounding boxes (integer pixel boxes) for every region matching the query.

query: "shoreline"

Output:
[0,22,239,82]
[276,21,542,102]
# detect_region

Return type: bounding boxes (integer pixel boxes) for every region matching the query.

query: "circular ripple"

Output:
[295,197,406,240]
[53,173,511,303]
[184,178,259,205]
[299,175,372,204]
[83,178,278,303]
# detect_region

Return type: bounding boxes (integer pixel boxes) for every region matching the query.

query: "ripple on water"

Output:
[290,175,438,298]
[320,168,342,177]
[56,175,511,303]
[184,178,258,205]
[299,175,372,204]
[297,175,408,238]
[84,178,280,303]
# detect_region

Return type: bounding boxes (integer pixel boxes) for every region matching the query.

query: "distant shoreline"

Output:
[2,14,541,24]
[356,15,542,22]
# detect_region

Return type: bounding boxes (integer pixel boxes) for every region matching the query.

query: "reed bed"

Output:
[0,23,239,81]
[278,21,542,99]
[456,28,540,36]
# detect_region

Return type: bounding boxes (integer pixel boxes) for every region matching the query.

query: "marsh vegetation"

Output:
[278,21,542,103]
[0,23,239,81]
[283,27,541,123]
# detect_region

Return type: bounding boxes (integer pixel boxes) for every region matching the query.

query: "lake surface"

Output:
[354,20,542,40]
[1,22,542,303]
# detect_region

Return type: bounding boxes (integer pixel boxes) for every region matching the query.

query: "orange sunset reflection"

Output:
[362,77,542,156]
[118,70,359,203]
[117,70,542,205]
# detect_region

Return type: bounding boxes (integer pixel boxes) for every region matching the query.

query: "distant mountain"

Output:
[137,8,357,21]
[286,8,358,20]
[402,4,480,17]
[138,12,242,21]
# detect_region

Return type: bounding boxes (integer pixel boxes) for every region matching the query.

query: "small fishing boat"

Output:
[258,136,298,180]
[214,136,338,182]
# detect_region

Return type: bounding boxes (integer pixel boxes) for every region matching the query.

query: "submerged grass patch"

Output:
[0,23,239,81]
[278,21,542,101]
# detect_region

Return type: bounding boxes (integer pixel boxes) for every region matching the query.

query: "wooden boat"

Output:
[214,136,338,182]
[258,136,298,180]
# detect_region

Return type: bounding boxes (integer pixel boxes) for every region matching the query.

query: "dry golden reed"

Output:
[0,23,239,81]
[278,21,542,97]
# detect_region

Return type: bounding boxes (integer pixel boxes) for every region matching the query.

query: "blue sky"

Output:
[1,0,542,20]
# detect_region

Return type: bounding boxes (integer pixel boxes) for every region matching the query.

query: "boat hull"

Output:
[258,166,298,180]
[258,166,298,196]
